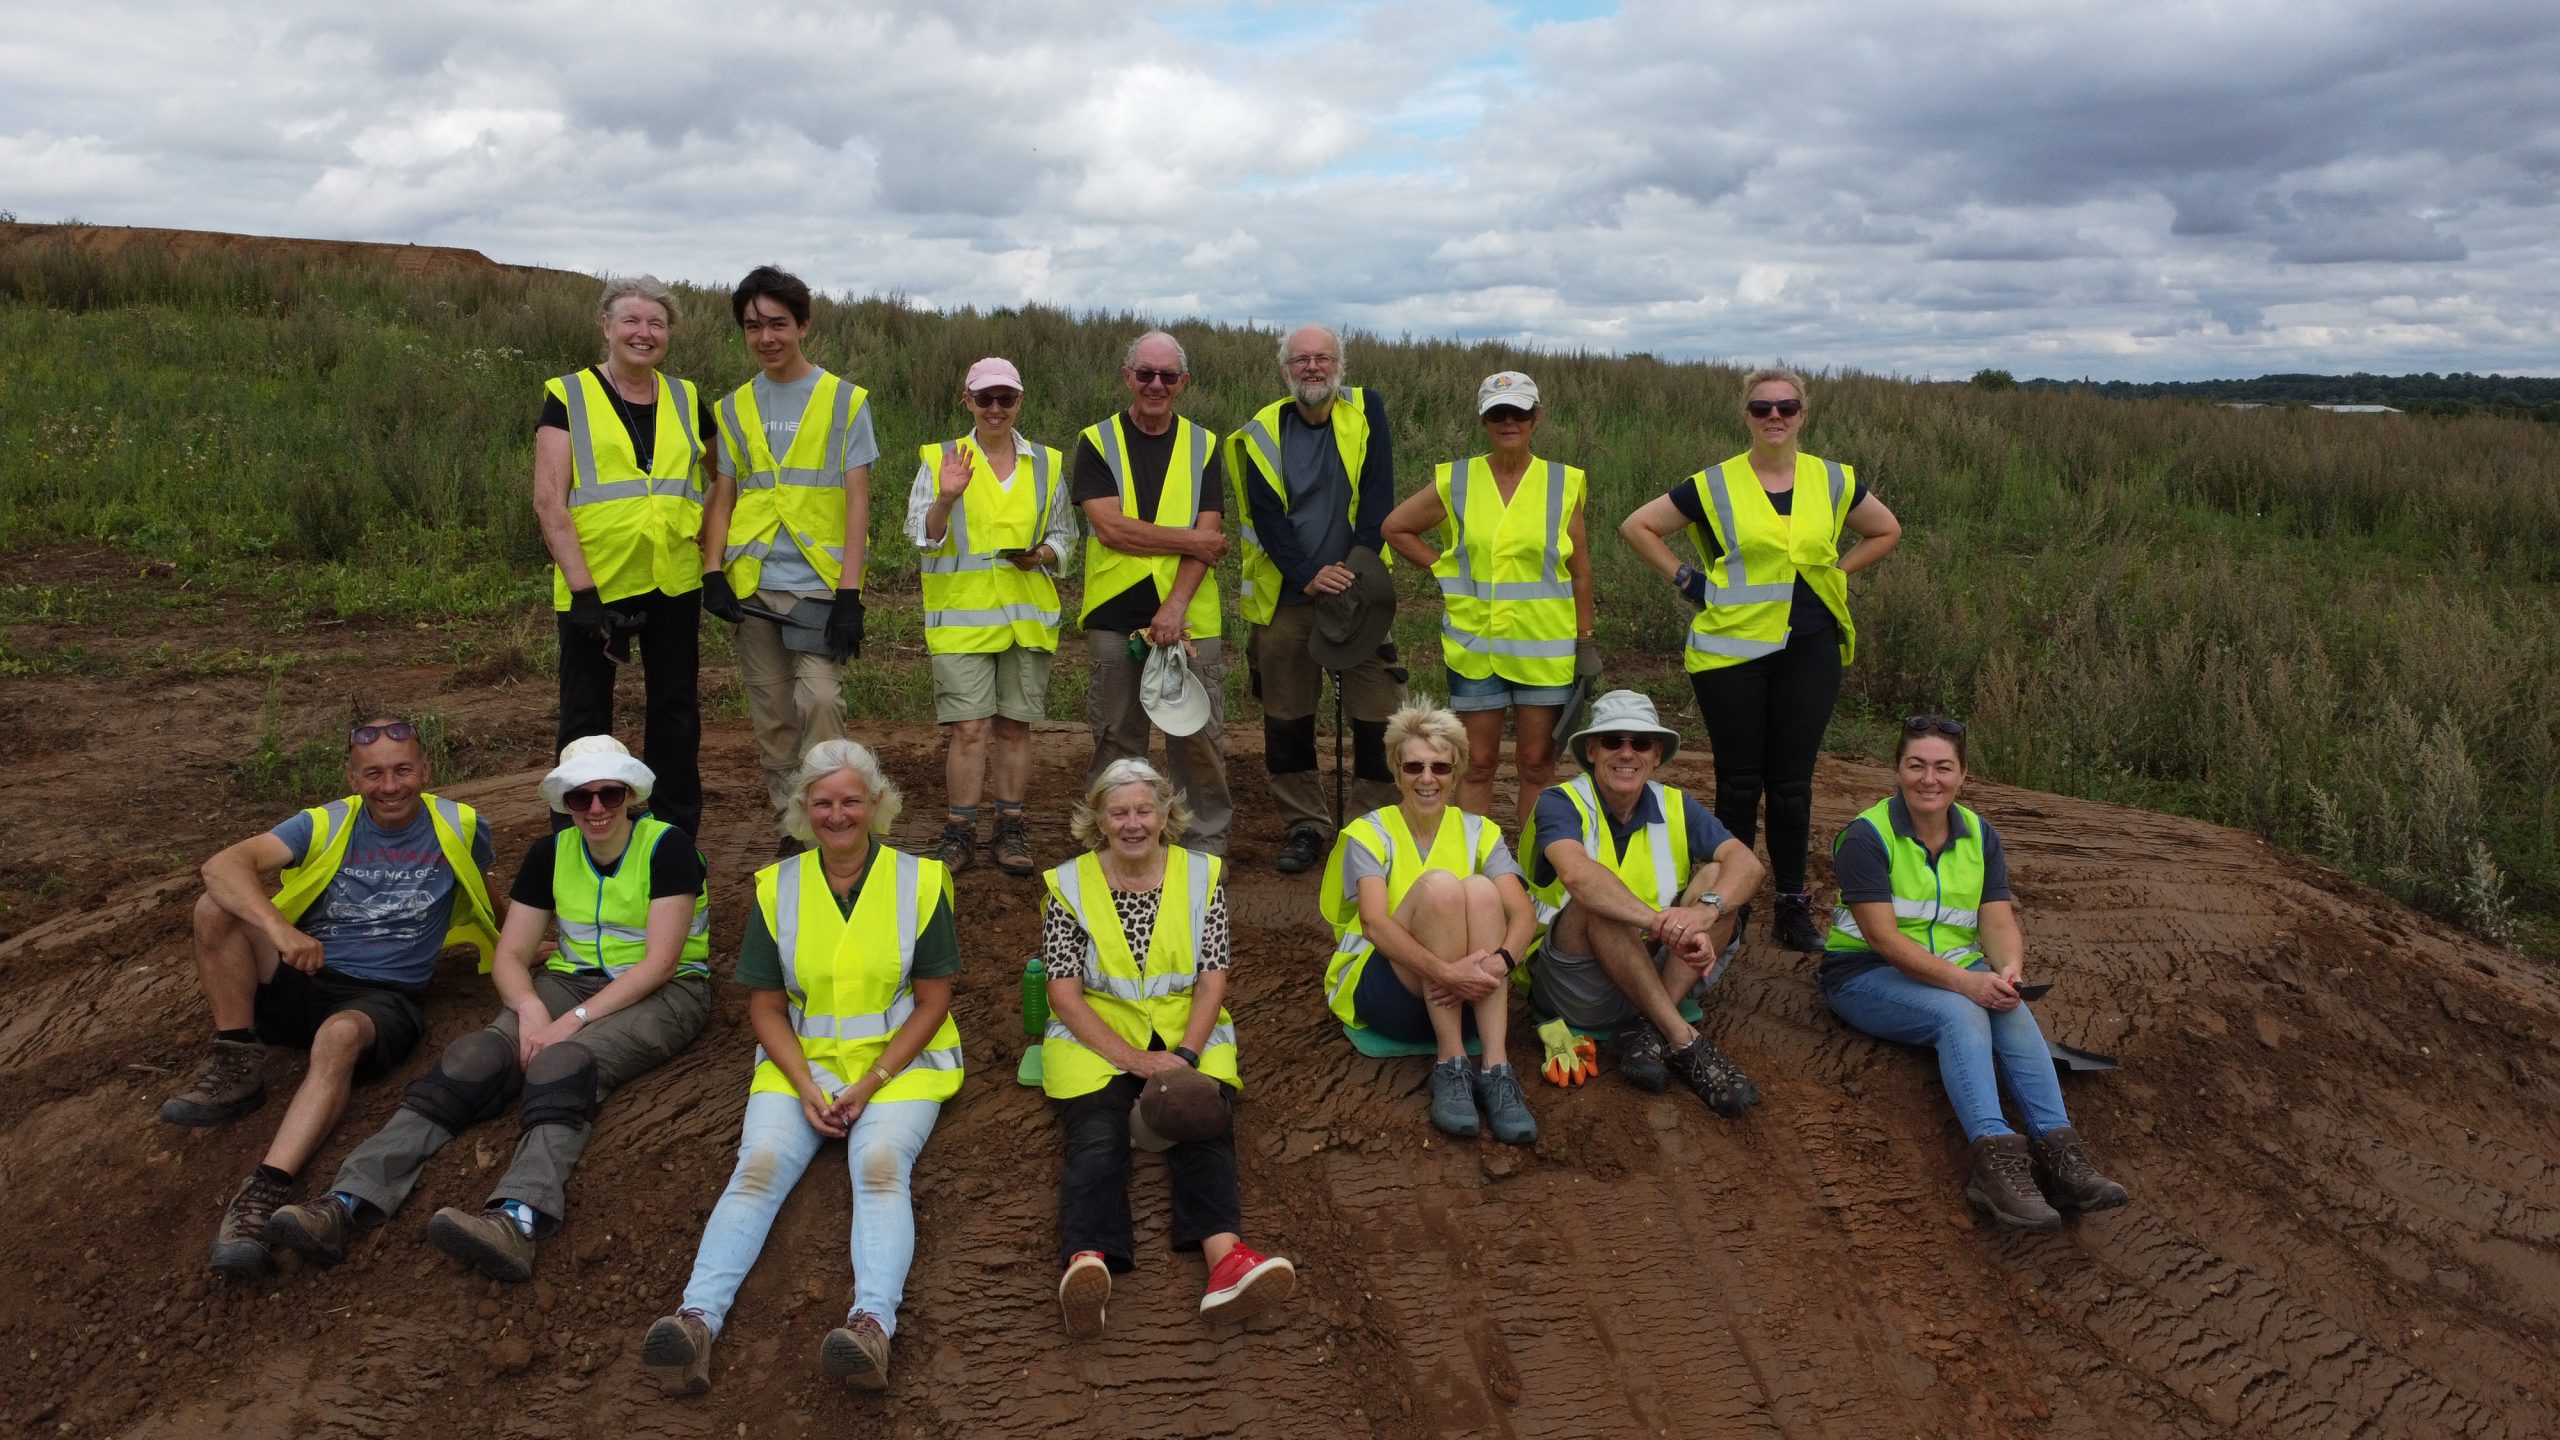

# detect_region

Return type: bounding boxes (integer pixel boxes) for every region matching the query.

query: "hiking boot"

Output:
[426,1204,536,1282]
[210,1171,289,1278]
[161,1037,267,1127]
[1473,1062,1539,1145]
[1059,1250,1111,1338]
[1427,1055,1480,1138]
[1772,891,1824,953]
[1665,1031,1760,1118]
[1607,1019,1671,1093]
[935,819,979,874]
[267,1192,354,1268]
[641,1309,714,1396]
[2032,1127,2131,1213]
[1275,825,1325,875]
[1964,1134,2062,1230]
[1200,1243,1294,1324]
[819,1310,892,1390]
[991,814,1036,876]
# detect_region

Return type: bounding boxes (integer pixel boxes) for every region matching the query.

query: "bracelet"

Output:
[1172,1046,1200,1067]
[871,1065,895,1087]
[1494,946,1518,970]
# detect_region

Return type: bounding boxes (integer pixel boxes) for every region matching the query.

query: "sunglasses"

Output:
[350,721,418,746]
[1746,399,1804,419]
[1903,715,1966,737]
[1589,732,1659,754]
[1127,366,1186,388]
[970,389,1021,409]
[1482,406,1535,424]
[565,784,630,812]
[1400,759,1455,777]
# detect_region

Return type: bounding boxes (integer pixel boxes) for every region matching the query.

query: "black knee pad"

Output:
[1351,718,1391,782]
[1265,714,1319,774]
[402,1029,517,1133]
[519,1042,599,1133]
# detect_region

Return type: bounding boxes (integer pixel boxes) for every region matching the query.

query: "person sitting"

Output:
[1319,704,1539,1143]
[1820,716,2130,1230]
[265,736,710,1282]
[642,739,961,1393]
[1039,759,1293,1336]
[1521,690,1765,1115]
[162,716,498,1278]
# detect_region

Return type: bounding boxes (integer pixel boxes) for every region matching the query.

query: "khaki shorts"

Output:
[932,647,1055,724]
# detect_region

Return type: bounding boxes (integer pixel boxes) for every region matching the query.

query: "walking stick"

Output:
[1332,672,1345,829]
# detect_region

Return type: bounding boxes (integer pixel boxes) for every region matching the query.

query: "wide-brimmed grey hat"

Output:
[540,735,656,813]
[1309,546,1396,671]
[1140,641,1214,737]
[1565,689,1684,771]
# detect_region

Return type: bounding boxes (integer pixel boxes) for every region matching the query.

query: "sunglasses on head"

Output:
[1400,759,1455,777]
[1590,732,1659,754]
[1482,405,1535,424]
[350,721,418,746]
[565,783,630,812]
[1903,715,1966,738]
[1127,366,1185,388]
[1746,398,1804,419]
[970,389,1021,409]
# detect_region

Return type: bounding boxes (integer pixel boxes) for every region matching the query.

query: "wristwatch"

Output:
[571,1004,590,1023]
[1698,892,1723,914]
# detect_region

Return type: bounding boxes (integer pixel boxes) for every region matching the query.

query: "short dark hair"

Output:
[1892,714,1969,767]
[731,265,812,327]
[346,714,427,761]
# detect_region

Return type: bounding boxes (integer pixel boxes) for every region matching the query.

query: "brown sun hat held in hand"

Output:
[1131,1064,1229,1150]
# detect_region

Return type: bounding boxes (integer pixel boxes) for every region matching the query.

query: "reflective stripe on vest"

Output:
[549,369,707,607]
[1079,415,1221,639]
[1319,807,1496,1026]
[918,438,1064,651]
[1825,799,1988,965]
[1228,390,1374,628]
[1038,847,1239,1097]
[752,848,966,1102]
[1434,455,1581,685]
[270,793,501,971]
[1521,777,1691,926]
[1681,452,1854,672]
[552,817,711,979]
[714,374,865,594]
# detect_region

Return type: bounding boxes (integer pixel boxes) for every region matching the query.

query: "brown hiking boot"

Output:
[1963,1134,2061,1231]
[819,1310,891,1389]
[991,813,1035,876]
[2032,1127,2131,1212]
[160,1037,267,1127]
[210,1171,289,1277]
[642,1309,715,1396]
[935,819,979,874]
[267,1192,355,1267]
[426,1204,536,1282]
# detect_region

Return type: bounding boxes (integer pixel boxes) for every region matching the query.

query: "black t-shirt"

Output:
[536,367,720,474]
[508,828,707,909]
[1072,413,1227,633]
[1669,471,1870,639]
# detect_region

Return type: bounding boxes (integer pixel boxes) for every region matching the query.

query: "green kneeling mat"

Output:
[1017,1046,1045,1088]
[1340,1023,1481,1059]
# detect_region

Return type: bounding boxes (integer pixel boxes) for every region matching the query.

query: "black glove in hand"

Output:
[566,587,613,644]
[1576,638,1602,679]
[699,571,746,624]
[1673,564,1709,609]
[826,589,866,661]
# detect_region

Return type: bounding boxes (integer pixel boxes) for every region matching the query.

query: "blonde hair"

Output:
[1068,758,1193,851]
[597,274,680,330]
[1741,366,1808,407]
[781,738,904,841]
[1384,703,1469,776]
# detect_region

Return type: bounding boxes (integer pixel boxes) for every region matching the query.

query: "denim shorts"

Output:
[1446,668,1574,714]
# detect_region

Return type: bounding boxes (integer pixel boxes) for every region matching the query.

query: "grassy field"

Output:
[4,232,2554,952]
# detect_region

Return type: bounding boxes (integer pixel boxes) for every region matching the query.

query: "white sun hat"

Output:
[1564,689,1684,771]
[540,735,658,813]
[1140,641,1214,737]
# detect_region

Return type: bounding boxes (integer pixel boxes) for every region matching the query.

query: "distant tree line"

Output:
[1981,370,2560,424]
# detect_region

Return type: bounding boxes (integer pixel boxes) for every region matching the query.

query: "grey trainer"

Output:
[1427,1055,1480,1137]
[1473,1062,1538,1145]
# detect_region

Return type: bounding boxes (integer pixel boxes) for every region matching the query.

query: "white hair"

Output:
[1068,758,1193,850]
[597,274,679,328]
[1122,330,1187,372]
[781,738,904,841]
[1278,324,1345,370]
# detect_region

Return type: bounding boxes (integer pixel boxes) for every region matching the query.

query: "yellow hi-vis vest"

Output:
[1825,797,1990,966]
[1318,805,1504,1027]
[749,847,965,1105]
[271,794,499,971]
[1432,455,1584,687]
[917,436,1066,654]
[1039,847,1239,1099]
[1226,388,1376,627]
[1680,451,1855,673]
[549,816,711,980]
[714,371,868,595]
[545,368,707,608]
[1519,777,1696,927]
[1078,415,1222,640]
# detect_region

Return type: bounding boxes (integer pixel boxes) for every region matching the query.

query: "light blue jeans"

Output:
[1822,963,2072,1143]
[677,1090,942,1336]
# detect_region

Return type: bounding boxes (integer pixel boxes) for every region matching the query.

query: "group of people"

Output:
[152,271,2133,1395]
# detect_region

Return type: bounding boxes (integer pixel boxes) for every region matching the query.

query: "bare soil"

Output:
[0,221,542,280]
[6,556,2559,1438]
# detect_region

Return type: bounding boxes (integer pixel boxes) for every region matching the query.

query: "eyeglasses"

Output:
[1482,406,1535,424]
[1746,399,1804,419]
[350,721,418,746]
[1400,759,1455,777]
[970,389,1021,409]
[1589,732,1659,754]
[1903,715,1966,738]
[1127,366,1185,388]
[565,784,630,812]
[1287,353,1339,371]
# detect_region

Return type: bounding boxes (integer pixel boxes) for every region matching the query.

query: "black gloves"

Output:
[1672,564,1709,609]
[566,587,613,644]
[826,589,866,661]
[699,571,745,624]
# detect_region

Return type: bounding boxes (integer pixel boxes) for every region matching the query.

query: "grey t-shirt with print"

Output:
[267,806,496,990]
[721,368,881,596]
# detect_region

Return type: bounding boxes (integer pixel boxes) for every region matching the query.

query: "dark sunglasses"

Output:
[1400,759,1455,777]
[1127,366,1185,387]
[1482,406,1535,424]
[350,721,418,746]
[565,783,630,812]
[970,389,1021,408]
[1903,715,1966,738]
[1746,399,1804,419]
[1590,732,1659,754]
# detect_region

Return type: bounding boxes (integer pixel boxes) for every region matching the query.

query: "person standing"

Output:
[909,357,1075,876]
[1228,324,1404,874]
[699,265,877,855]
[1619,368,1901,951]
[1074,330,1233,856]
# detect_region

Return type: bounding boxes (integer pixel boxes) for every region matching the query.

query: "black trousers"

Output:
[1055,1070,1240,1271]
[555,587,702,841]
[1689,635,1843,893]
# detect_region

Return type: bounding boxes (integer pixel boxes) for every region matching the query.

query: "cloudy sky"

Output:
[5,0,2554,380]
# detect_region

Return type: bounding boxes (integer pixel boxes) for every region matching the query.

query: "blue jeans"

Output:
[677,1090,942,1336]
[1822,964,2071,1142]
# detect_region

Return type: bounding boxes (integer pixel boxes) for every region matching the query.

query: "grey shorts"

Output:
[1527,904,1728,1029]
[930,646,1055,724]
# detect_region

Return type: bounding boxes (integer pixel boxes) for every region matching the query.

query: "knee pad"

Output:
[1265,714,1319,774]
[1350,719,1390,782]
[402,1029,517,1133]
[519,1042,599,1132]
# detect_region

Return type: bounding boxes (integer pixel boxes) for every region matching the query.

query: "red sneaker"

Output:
[1059,1250,1111,1338]
[1199,1243,1294,1323]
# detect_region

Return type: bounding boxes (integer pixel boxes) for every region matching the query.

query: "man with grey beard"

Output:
[1226,324,1404,874]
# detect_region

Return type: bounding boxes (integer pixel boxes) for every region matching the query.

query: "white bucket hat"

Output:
[1564,690,1684,771]
[540,735,657,813]
[1141,642,1214,737]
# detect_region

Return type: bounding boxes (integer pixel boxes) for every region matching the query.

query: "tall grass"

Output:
[3,232,2554,947]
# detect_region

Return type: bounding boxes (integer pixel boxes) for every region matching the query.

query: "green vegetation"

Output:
[2021,370,2560,424]
[4,232,2555,950]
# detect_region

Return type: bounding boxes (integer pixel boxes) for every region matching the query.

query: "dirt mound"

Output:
[8,720,2560,1438]
[0,222,539,280]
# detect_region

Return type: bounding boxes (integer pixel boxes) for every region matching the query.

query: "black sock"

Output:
[256,1163,294,1187]
[217,1028,258,1045]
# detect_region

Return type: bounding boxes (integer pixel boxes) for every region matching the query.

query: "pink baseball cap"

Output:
[964,357,1023,393]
